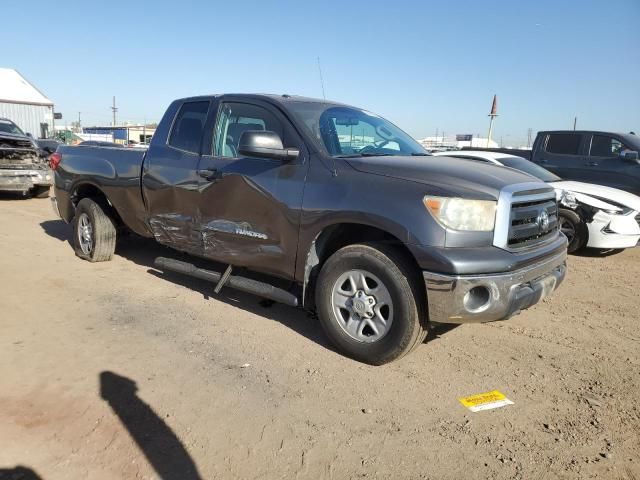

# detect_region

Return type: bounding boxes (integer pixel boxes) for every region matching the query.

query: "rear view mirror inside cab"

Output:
[335,117,359,126]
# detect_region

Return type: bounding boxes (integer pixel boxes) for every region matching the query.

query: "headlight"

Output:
[423,196,496,231]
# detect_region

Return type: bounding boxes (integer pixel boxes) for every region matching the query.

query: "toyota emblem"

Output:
[537,210,550,231]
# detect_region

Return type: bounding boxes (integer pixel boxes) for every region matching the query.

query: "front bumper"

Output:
[586,210,640,249]
[423,249,567,324]
[0,168,53,192]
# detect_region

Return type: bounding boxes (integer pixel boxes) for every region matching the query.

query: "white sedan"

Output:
[432,151,640,253]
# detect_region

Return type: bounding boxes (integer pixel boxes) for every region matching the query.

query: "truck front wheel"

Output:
[72,198,117,262]
[315,243,427,365]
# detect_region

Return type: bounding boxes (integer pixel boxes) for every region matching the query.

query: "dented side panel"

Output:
[195,157,309,279]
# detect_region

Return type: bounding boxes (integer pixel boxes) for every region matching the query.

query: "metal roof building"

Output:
[0,68,54,138]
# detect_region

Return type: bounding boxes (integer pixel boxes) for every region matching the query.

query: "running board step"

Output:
[154,257,299,307]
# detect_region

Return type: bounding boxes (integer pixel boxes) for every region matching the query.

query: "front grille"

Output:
[508,197,558,249]
[0,139,34,149]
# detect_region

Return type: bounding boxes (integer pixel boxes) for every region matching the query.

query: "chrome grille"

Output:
[508,198,558,248]
[493,183,559,251]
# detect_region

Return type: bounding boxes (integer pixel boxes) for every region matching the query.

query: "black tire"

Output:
[31,186,50,198]
[559,208,588,253]
[72,198,117,262]
[315,243,428,365]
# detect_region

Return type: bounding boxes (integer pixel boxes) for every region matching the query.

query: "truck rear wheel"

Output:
[72,198,117,262]
[315,243,427,365]
[559,208,588,253]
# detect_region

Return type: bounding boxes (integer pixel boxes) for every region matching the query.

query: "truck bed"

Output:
[54,145,148,235]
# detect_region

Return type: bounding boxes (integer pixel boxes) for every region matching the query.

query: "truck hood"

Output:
[551,180,640,212]
[0,131,38,148]
[345,155,542,199]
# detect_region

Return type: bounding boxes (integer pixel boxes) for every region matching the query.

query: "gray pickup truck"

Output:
[51,94,567,364]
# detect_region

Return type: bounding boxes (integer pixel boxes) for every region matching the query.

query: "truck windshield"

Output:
[0,120,25,136]
[287,102,427,157]
[501,156,561,182]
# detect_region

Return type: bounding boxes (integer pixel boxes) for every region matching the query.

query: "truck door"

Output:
[195,99,309,280]
[141,100,211,254]
[533,132,586,181]
[585,133,640,193]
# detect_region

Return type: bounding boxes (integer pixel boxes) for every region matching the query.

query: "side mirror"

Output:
[26,132,34,138]
[620,149,639,163]
[238,130,299,161]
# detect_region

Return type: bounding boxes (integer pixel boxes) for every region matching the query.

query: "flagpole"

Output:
[487,116,496,147]
[487,94,498,147]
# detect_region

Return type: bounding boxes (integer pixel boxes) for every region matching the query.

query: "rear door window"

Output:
[168,101,210,153]
[545,133,581,155]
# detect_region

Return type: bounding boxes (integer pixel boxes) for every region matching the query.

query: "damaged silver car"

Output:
[0,118,52,198]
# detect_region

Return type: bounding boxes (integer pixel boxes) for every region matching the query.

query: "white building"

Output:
[0,68,54,138]
[418,135,499,150]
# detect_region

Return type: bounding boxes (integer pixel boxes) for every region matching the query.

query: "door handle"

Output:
[538,159,548,164]
[586,161,599,166]
[197,168,222,181]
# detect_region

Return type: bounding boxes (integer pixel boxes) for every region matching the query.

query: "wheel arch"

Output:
[302,222,424,309]
[70,182,124,228]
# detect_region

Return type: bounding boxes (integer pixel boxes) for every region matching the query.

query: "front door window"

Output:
[213,103,283,158]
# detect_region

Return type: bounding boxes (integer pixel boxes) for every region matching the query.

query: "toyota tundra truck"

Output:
[51,94,567,364]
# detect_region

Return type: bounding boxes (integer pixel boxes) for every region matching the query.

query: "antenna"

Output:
[317,57,326,100]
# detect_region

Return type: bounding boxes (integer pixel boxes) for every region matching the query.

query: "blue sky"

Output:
[3,0,639,145]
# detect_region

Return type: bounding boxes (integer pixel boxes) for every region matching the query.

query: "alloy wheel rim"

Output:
[77,213,93,255]
[331,269,393,343]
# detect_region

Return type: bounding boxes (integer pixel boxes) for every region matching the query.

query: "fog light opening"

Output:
[464,286,491,312]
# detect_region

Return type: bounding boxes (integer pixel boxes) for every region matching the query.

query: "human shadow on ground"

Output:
[0,466,43,479]
[100,371,202,480]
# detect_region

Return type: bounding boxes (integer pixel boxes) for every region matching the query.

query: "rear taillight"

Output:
[49,152,62,170]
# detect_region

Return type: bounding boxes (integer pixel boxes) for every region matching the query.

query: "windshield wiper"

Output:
[411,152,430,156]
[334,154,364,158]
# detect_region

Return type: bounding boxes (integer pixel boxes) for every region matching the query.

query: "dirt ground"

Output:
[1,195,639,480]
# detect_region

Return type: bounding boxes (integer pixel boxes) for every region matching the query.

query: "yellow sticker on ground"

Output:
[459,390,514,412]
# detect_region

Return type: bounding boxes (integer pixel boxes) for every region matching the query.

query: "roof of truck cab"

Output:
[538,130,636,137]
[175,93,349,107]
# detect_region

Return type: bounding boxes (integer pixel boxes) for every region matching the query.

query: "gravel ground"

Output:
[1,195,639,480]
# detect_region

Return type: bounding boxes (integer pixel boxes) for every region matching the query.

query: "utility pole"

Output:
[111,96,118,126]
[573,116,577,130]
[486,94,498,147]
[527,128,533,148]
[78,112,81,132]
